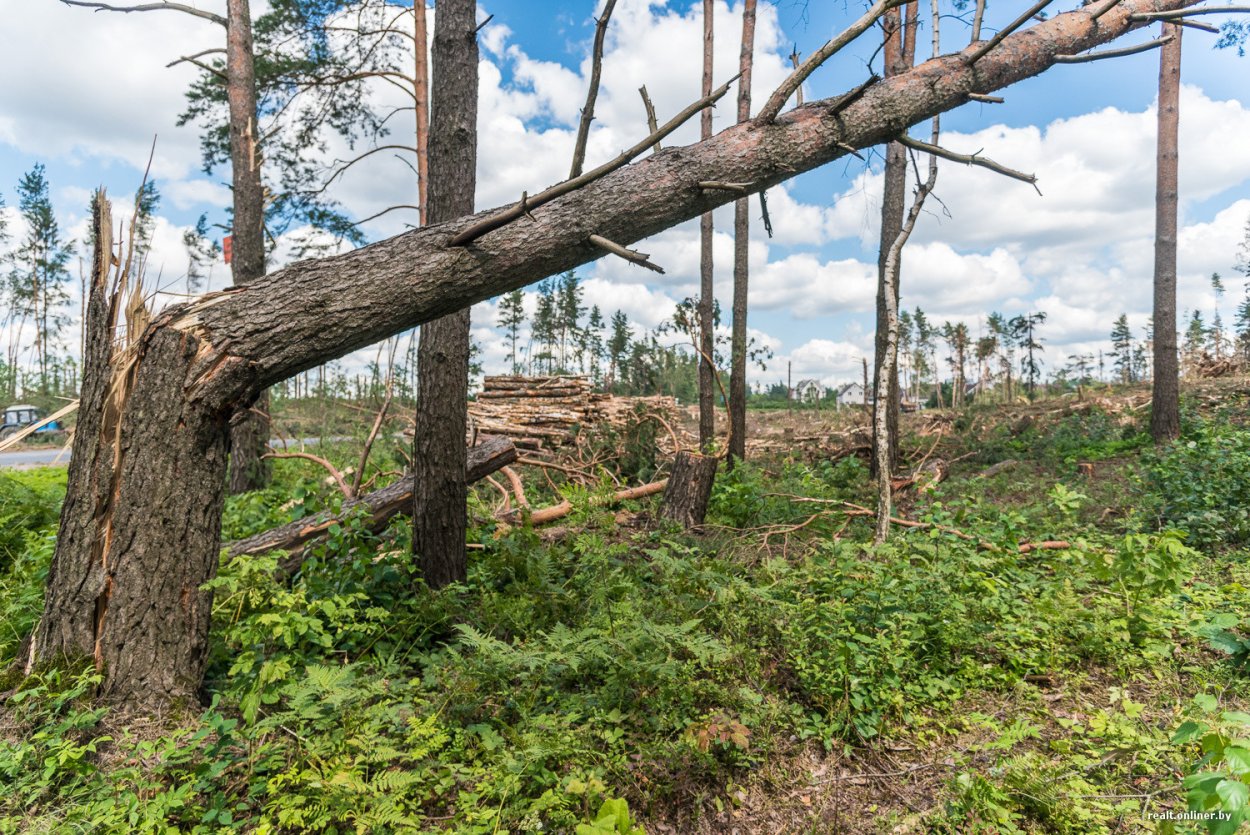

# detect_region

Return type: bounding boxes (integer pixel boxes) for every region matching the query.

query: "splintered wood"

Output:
[467,375,686,452]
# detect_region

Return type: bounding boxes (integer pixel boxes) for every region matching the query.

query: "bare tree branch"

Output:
[589,234,665,273]
[757,0,907,122]
[570,0,618,179]
[165,47,225,70]
[896,134,1041,193]
[639,85,661,152]
[1133,4,1250,19]
[1056,33,1173,61]
[60,0,226,26]
[967,0,1055,63]
[449,71,740,246]
[1168,17,1221,32]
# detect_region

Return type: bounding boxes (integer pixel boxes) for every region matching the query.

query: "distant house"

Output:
[835,382,871,408]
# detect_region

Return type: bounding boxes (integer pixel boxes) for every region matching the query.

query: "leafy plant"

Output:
[1173,694,1250,834]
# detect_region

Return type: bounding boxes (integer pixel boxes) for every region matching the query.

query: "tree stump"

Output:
[660,452,718,528]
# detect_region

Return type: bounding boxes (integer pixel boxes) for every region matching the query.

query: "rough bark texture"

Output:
[34,195,229,706]
[660,452,718,528]
[226,0,271,494]
[1151,21,1182,443]
[412,0,479,589]
[698,0,715,449]
[728,0,757,466]
[35,0,1197,706]
[414,0,429,225]
[228,436,516,575]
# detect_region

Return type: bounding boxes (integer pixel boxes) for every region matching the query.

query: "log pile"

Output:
[467,375,687,452]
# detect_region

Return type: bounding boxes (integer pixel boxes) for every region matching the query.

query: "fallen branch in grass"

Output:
[228,436,517,573]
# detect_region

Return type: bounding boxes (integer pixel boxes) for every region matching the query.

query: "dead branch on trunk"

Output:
[60,0,227,26]
[896,134,1040,191]
[966,0,1056,64]
[639,85,661,152]
[589,234,666,273]
[757,0,905,122]
[264,451,353,498]
[449,72,739,246]
[1056,35,1173,62]
[570,0,618,179]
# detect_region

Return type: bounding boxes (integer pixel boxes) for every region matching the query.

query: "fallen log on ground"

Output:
[500,478,669,527]
[227,435,516,569]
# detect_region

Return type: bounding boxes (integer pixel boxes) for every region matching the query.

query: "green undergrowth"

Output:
[1,391,1249,833]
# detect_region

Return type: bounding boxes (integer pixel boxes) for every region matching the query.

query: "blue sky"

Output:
[1,0,1248,389]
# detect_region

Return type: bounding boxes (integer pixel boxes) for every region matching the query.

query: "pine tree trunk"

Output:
[698,0,715,450]
[31,196,228,707]
[412,0,478,589]
[728,0,756,466]
[1151,21,1182,443]
[226,0,271,493]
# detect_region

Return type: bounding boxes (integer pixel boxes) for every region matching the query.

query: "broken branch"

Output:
[60,0,226,26]
[757,0,905,122]
[966,0,1055,64]
[570,0,617,179]
[896,134,1040,193]
[450,72,740,246]
[1056,34,1173,62]
[589,234,665,273]
[639,85,661,153]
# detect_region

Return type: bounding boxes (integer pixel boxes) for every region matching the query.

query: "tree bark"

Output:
[1151,21,1182,443]
[33,0,1195,706]
[698,0,715,450]
[728,0,757,466]
[660,452,718,528]
[412,0,479,589]
[228,436,515,575]
[870,2,916,479]
[226,0,271,494]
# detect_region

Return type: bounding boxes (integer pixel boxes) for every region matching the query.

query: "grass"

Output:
[1,383,1249,833]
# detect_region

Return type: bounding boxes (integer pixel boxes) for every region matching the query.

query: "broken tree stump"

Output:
[660,451,718,528]
[227,435,516,573]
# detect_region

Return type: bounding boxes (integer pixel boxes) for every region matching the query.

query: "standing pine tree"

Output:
[14,164,73,394]
[1183,309,1206,375]
[531,281,557,374]
[585,305,606,385]
[608,310,631,391]
[1110,313,1135,383]
[496,289,526,374]
[556,271,585,372]
[1010,312,1047,400]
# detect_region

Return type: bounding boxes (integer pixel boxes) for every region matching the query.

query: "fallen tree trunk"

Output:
[227,435,516,568]
[33,0,1203,707]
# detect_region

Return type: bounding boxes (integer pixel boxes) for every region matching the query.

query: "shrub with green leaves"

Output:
[1143,420,1250,547]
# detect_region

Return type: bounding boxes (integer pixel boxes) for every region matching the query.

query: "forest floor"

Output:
[1,379,1249,833]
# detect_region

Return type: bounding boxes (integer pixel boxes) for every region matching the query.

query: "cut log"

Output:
[976,459,1018,479]
[227,435,516,572]
[660,451,719,528]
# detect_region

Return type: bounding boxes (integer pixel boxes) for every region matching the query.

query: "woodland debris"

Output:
[227,435,517,574]
[464,375,689,453]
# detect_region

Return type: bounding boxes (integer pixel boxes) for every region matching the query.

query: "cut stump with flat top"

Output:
[660,451,718,528]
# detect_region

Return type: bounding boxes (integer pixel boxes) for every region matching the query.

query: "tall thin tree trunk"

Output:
[414,0,429,226]
[1151,21,1182,443]
[412,0,478,589]
[870,2,915,479]
[226,0,271,494]
[728,0,756,466]
[698,0,715,450]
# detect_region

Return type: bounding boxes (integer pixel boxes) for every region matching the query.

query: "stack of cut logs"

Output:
[468,375,687,452]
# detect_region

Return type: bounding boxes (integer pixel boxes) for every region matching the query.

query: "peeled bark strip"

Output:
[660,452,718,528]
[35,0,1200,706]
[228,435,516,574]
